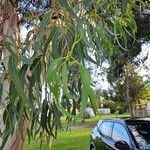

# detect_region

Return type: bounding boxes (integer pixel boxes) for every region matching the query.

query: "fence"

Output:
[135,109,150,117]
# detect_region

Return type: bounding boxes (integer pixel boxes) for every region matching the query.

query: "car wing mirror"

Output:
[115,140,130,150]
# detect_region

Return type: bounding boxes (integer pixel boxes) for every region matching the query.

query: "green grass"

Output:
[24,113,130,150]
[52,128,91,150]
[24,128,91,150]
[61,113,130,128]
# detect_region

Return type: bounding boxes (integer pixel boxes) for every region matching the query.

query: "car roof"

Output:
[101,118,125,124]
[125,118,150,124]
[100,118,150,124]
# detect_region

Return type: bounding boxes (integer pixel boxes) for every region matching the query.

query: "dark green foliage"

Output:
[102,100,128,114]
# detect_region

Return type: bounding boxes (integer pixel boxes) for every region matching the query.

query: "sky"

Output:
[137,43,150,78]
[20,26,29,41]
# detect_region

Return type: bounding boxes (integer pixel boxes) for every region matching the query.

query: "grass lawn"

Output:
[24,113,130,150]
[52,128,91,150]
[24,128,91,150]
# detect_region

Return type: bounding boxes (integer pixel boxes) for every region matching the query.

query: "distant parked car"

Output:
[90,118,150,150]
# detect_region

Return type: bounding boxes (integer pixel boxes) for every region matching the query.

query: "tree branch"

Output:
[8,0,17,8]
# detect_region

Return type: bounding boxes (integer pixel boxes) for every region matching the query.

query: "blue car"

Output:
[90,118,150,150]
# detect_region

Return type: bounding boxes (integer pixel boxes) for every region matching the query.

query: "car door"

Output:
[127,120,150,150]
[91,121,107,150]
[97,121,114,150]
[111,123,131,150]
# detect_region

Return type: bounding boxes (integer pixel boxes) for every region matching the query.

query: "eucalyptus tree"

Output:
[0,0,148,149]
[0,0,21,149]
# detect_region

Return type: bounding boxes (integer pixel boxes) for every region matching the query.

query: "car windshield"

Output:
[126,120,150,150]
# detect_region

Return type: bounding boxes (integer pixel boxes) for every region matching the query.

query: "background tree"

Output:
[107,1,150,118]
[139,81,150,103]
[108,62,149,117]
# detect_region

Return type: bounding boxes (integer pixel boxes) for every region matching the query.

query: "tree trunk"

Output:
[4,120,29,150]
[0,0,25,149]
[128,102,135,118]
[124,64,135,118]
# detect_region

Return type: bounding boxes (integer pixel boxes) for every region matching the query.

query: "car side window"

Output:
[100,121,113,137]
[112,123,130,145]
